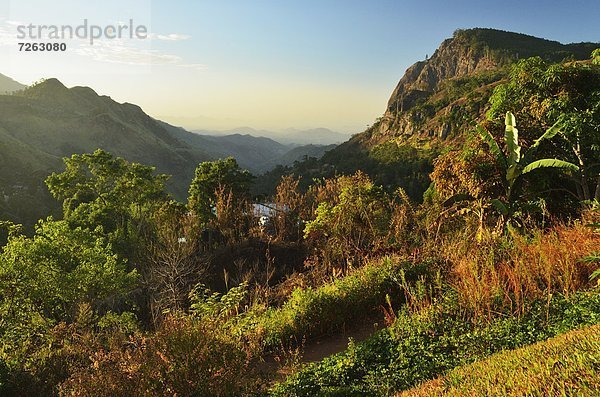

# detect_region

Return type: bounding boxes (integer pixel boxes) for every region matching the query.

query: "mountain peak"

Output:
[36,78,68,90]
[385,28,598,116]
[21,78,70,100]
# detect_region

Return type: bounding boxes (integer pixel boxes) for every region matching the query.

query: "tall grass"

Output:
[440,222,599,319]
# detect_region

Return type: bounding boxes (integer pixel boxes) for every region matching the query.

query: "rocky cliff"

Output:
[364,28,598,147]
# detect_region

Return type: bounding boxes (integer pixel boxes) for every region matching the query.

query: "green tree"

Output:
[187,157,253,223]
[45,149,170,256]
[0,219,136,363]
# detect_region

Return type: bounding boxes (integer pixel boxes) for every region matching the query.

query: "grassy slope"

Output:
[400,324,600,397]
[271,290,600,396]
[254,257,419,350]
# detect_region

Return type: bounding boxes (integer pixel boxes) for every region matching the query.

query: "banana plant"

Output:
[445,112,579,231]
[478,112,579,216]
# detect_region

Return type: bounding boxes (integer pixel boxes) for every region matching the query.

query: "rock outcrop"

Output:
[369,28,598,145]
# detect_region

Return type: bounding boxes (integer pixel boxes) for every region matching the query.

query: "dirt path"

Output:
[300,320,384,363]
[257,315,386,382]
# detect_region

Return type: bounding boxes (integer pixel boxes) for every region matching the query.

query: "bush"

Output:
[304,172,417,273]
[304,172,393,272]
[60,315,252,397]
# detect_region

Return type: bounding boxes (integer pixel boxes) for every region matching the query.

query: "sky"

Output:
[0,0,599,133]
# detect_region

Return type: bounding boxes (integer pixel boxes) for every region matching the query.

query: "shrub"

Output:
[58,281,265,397]
[304,173,417,274]
[60,315,253,397]
[304,172,393,272]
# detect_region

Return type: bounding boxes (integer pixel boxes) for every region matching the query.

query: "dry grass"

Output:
[398,324,600,397]
[442,222,600,318]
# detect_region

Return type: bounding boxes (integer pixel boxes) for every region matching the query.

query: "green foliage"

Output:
[188,157,254,223]
[592,48,600,65]
[437,69,506,104]
[370,142,421,166]
[480,112,578,201]
[585,206,600,283]
[452,28,597,63]
[45,149,170,256]
[402,324,600,397]
[272,290,600,396]
[488,56,600,202]
[438,112,579,231]
[475,124,505,168]
[256,142,434,203]
[256,258,422,350]
[189,281,249,326]
[96,311,139,335]
[0,219,136,366]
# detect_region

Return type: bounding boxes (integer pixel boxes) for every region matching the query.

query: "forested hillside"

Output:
[0,80,332,228]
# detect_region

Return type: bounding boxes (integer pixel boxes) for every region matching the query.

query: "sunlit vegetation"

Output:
[272,291,600,396]
[0,40,599,397]
[399,324,600,397]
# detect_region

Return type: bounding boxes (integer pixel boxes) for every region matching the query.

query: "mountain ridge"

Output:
[0,78,337,227]
[0,73,26,94]
[193,126,351,146]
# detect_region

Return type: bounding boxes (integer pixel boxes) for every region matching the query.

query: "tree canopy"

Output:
[187,157,254,223]
[45,149,170,256]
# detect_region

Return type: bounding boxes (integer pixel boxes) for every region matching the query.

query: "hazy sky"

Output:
[1,0,599,133]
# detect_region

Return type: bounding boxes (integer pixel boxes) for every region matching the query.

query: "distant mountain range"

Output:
[193,126,351,146]
[0,77,337,227]
[161,123,336,173]
[0,73,25,94]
